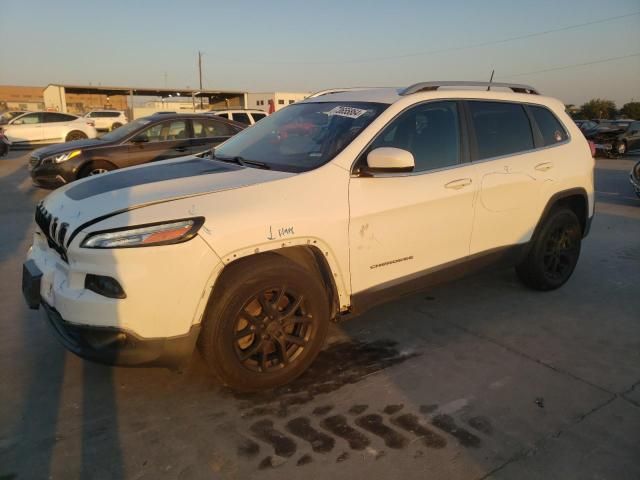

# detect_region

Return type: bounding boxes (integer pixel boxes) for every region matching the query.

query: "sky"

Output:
[1,0,639,107]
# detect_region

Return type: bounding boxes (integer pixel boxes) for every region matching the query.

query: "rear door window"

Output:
[44,113,76,123]
[251,113,266,122]
[232,112,251,124]
[529,106,568,146]
[468,101,534,160]
[192,118,236,138]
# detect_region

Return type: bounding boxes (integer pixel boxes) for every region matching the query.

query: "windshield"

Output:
[1,111,24,124]
[213,102,387,172]
[98,118,152,142]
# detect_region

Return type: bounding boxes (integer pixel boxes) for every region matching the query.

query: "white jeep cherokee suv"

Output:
[23,81,594,391]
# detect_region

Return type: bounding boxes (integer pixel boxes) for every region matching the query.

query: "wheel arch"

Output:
[196,239,348,328]
[535,187,590,239]
[76,158,118,178]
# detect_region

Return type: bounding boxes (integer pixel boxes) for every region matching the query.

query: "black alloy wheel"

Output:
[516,208,582,291]
[198,253,330,391]
[233,286,313,373]
[541,224,580,283]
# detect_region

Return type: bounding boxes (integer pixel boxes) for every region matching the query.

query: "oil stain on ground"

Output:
[233,339,418,417]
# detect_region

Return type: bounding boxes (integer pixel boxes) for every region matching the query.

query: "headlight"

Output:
[81,217,205,248]
[44,150,82,164]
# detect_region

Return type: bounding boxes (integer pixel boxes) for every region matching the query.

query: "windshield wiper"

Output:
[214,154,271,170]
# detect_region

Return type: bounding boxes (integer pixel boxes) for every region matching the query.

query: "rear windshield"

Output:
[214,102,387,172]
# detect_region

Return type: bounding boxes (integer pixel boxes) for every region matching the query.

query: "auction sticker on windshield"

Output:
[324,106,369,119]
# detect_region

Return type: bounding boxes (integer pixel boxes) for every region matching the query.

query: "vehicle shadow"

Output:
[0,154,124,479]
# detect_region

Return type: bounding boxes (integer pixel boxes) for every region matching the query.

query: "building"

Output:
[0,85,45,111]
[246,92,311,113]
[2,85,312,118]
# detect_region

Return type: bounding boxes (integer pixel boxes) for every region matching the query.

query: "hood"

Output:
[40,156,295,248]
[32,138,107,158]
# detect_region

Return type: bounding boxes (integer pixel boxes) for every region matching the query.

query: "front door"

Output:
[6,112,43,144]
[348,100,477,295]
[126,119,192,166]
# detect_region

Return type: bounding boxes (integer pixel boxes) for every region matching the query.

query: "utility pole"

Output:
[198,51,204,109]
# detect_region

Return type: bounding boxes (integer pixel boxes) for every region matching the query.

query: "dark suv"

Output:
[29,113,244,188]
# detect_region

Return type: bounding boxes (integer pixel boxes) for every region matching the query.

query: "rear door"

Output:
[126,119,192,166]
[190,117,240,153]
[6,112,44,143]
[467,101,567,254]
[42,113,78,142]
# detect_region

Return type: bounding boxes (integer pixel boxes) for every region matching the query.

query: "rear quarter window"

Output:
[529,106,568,146]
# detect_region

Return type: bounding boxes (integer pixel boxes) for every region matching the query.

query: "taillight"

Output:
[588,140,596,157]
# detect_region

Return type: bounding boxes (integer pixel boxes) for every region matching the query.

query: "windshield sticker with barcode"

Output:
[324,106,368,119]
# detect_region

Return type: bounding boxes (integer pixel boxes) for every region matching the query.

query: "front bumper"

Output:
[29,156,81,188]
[23,258,200,367]
[42,302,200,367]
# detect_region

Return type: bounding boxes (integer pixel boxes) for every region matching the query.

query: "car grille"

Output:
[29,155,41,169]
[35,202,69,262]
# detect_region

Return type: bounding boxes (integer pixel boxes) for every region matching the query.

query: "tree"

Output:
[579,99,617,120]
[620,102,640,119]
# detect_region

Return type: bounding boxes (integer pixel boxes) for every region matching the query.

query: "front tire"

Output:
[78,160,115,178]
[66,130,87,142]
[516,208,582,291]
[198,254,330,392]
[111,122,122,131]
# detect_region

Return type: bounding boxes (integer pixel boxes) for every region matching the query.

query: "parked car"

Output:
[22,81,594,391]
[0,110,28,125]
[210,109,268,125]
[0,111,97,146]
[630,160,640,199]
[0,131,9,157]
[28,113,244,188]
[586,120,638,157]
[84,110,128,131]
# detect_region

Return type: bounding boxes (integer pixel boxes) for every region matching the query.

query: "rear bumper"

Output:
[42,302,200,367]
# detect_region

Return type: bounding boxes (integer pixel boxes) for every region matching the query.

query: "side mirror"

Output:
[130,135,149,144]
[12,119,23,125]
[364,147,414,173]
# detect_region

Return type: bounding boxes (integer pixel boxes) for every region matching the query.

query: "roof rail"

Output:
[308,87,383,98]
[400,81,539,96]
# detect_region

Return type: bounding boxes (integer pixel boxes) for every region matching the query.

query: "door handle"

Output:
[535,162,553,172]
[174,147,188,152]
[444,178,473,190]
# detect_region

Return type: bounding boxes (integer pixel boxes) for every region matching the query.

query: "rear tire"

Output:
[78,160,115,178]
[615,141,627,157]
[198,254,330,392]
[516,208,582,291]
[66,131,87,142]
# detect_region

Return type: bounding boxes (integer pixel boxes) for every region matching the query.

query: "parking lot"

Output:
[0,149,638,479]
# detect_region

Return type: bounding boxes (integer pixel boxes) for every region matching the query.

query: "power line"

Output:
[499,52,640,78]
[220,11,640,65]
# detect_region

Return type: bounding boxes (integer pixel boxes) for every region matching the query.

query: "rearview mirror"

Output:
[131,135,149,144]
[365,147,414,173]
